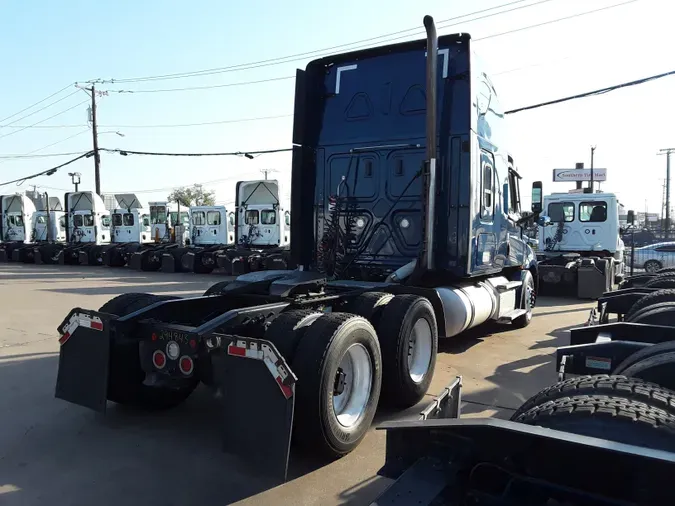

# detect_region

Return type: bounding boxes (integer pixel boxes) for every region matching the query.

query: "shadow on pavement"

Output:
[0,354,335,506]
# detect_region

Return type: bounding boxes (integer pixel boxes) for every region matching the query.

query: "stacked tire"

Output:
[511,375,675,452]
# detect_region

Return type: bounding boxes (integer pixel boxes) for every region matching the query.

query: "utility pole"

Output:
[260,168,277,180]
[659,148,674,239]
[76,84,102,195]
[590,145,596,192]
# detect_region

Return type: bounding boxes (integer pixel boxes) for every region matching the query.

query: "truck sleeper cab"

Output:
[54,17,539,481]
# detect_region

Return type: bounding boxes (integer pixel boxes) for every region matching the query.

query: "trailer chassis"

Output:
[375,377,675,505]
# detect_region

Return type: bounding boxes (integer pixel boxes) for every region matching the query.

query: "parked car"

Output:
[622,228,658,248]
[625,241,675,272]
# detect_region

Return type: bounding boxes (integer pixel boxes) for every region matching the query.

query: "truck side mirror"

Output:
[531,181,543,214]
[627,210,635,225]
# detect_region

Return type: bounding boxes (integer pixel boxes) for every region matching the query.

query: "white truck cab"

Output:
[111,193,152,244]
[30,195,66,243]
[148,201,190,243]
[539,191,624,258]
[190,206,235,246]
[236,179,290,248]
[66,192,110,244]
[0,194,36,243]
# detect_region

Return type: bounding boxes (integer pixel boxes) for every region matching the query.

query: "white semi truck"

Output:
[34,191,111,265]
[161,205,236,273]
[533,184,624,299]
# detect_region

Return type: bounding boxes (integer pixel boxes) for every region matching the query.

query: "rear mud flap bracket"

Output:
[55,309,113,413]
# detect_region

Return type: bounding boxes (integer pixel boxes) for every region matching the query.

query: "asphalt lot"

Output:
[0,263,594,506]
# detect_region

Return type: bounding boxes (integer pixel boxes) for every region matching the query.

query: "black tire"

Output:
[203,280,233,296]
[512,374,675,419]
[100,293,199,409]
[264,309,323,362]
[376,295,438,408]
[644,277,675,289]
[613,340,675,391]
[625,289,675,321]
[644,260,663,274]
[346,292,394,328]
[628,304,675,327]
[292,313,382,458]
[513,270,535,328]
[513,395,675,452]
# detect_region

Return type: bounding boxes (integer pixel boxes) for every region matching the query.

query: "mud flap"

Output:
[211,337,296,483]
[55,309,113,413]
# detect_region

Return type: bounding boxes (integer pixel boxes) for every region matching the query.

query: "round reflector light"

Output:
[179,356,194,375]
[166,341,180,360]
[152,350,166,369]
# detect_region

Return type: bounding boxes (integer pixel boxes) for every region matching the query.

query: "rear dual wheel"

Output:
[269,312,382,458]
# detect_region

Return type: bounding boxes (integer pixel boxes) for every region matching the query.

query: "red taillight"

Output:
[179,356,194,375]
[189,339,197,349]
[151,333,158,341]
[152,350,166,369]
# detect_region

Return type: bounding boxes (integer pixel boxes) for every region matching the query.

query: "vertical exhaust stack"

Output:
[423,15,438,272]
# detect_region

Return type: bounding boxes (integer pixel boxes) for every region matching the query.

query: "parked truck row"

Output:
[0,179,291,275]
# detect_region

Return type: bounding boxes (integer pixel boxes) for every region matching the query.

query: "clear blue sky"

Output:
[0,0,671,214]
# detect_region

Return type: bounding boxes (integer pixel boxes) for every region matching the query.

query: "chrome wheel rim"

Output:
[408,318,433,384]
[332,343,372,428]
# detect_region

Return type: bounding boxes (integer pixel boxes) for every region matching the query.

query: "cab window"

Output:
[207,211,221,225]
[480,154,494,221]
[123,213,134,226]
[548,202,575,222]
[245,210,259,225]
[285,212,290,226]
[261,210,276,225]
[150,206,166,225]
[36,215,47,224]
[112,214,123,227]
[580,201,607,222]
[142,215,150,227]
[507,169,521,214]
[59,216,66,228]
[84,215,94,227]
[193,212,206,226]
[101,215,111,227]
[73,215,83,227]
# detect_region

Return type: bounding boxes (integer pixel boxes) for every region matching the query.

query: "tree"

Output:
[167,185,216,207]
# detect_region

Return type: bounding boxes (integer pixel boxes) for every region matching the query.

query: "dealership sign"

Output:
[553,168,607,182]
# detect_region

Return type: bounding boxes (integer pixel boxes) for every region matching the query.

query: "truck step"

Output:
[496,308,527,323]
[495,281,522,292]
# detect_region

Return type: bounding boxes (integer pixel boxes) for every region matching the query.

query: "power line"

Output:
[93,0,552,84]
[100,147,291,157]
[0,150,88,160]
[100,113,291,129]
[0,84,74,124]
[0,129,90,163]
[104,75,296,94]
[0,151,93,188]
[505,67,675,114]
[0,99,89,140]
[0,89,80,128]
[473,0,637,42]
